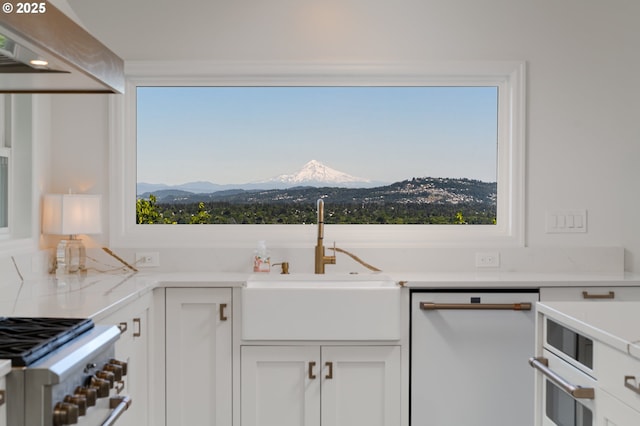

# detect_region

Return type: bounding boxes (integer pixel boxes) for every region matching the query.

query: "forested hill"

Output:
[140,177,496,206]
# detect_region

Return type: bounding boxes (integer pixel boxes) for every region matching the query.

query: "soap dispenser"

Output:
[253,240,271,272]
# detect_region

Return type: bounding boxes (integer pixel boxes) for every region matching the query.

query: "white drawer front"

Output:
[597,343,640,412]
[540,286,640,302]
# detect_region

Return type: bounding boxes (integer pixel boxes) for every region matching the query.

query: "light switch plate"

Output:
[546,210,587,233]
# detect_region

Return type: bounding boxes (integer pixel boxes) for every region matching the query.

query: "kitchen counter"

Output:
[537,301,640,360]
[0,270,639,321]
[399,271,640,288]
[0,271,247,321]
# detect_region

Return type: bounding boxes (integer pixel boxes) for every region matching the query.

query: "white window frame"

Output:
[110,61,525,249]
[0,94,37,256]
[0,95,11,238]
[0,147,9,238]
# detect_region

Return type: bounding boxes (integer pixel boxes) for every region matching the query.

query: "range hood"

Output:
[0,3,124,93]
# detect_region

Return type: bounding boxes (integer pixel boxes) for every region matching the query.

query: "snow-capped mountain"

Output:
[138,160,383,195]
[258,160,377,188]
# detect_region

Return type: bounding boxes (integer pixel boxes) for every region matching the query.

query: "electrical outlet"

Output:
[475,252,500,268]
[135,252,160,267]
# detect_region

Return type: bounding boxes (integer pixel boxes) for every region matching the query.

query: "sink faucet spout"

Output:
[315,199,336,274]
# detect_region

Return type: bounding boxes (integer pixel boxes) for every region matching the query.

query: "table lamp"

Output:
[42,193,102,273]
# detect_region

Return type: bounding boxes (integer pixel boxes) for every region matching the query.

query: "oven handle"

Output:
[101,395,132,426]
[420,302,532,311]
[529,357,595,399]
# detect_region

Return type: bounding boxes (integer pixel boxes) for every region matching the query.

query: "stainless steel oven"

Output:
[530,317,596,426]
[1,317,131,426]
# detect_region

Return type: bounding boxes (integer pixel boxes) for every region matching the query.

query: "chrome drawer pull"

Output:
[624,376,640,394]
[582,291,615,299]
[529,357,595,399]
[421,302,532,311]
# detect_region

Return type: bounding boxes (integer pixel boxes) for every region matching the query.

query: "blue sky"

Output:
[137,86,498,185]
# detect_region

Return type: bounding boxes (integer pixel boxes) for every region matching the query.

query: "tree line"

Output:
[137,195,496,225]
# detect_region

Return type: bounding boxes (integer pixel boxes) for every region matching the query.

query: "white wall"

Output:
[45,1,640,272]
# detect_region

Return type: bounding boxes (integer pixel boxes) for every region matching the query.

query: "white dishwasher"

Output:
[411,290,538,426]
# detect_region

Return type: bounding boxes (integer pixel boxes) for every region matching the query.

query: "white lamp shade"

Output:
[43,194,102,235]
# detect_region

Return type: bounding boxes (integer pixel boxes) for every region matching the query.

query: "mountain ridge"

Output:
[140,176,497,207]
[138,160,385,195]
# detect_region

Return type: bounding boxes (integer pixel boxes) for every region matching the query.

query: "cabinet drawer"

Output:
[597,389,640,425]
[540,286,640,301]
[597,343,640,412]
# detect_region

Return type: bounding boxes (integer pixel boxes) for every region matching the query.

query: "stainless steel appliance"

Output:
[1,317,131,426]
[411,290,538,426]
[530,317,596,426]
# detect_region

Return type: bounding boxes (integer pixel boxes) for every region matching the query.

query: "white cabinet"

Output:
[241,345,400,426]
[100,292,153,426]
[321,346,401,426]
[166,288,232,426]
[598,390,640,425]
[241,346,319,426]
[596,342,640,424]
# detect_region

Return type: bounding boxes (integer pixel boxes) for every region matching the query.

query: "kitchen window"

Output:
[137,86,498,225]
[110,62,525,248]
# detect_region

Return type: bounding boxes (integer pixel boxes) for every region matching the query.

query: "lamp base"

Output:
[55,237,86,273]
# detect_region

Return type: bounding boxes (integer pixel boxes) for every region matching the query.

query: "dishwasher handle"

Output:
[529,357,595,399]
[420,302,532,311]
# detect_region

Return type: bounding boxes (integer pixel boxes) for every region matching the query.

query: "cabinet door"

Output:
[166,288,232,426]
[100,293,152,426]
[241,346,321,426]
[598,390,640,425]
[321,346,400,426]
[120,304,149,426]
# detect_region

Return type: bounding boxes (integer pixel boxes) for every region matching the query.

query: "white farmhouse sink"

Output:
[241,274,401,341]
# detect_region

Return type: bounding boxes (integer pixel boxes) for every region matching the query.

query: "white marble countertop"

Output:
[537,301,640,360]
[400,271,640,287]
[0,270,639,321]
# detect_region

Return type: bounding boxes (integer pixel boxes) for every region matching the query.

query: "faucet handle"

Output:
[272,262,290,274]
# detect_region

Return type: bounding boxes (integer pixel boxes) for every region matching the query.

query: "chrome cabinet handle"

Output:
[308,361,317,380]
[421,302,532,311]
[624,376,640,394]
[325,362,334,379]
[529,357,594,399]
[582,291,615,299]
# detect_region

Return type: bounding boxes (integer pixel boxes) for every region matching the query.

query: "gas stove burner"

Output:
[0,317,94,366]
